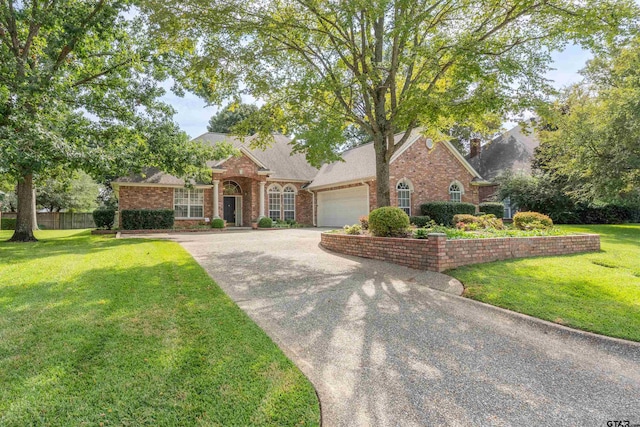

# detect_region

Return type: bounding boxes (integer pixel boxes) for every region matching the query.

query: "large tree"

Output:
[0,0,232,241]
[537,37,640,204]
[144,0,637,207]
[207,102,258,134]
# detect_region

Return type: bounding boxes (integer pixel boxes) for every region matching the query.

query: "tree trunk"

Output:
[9,173,38,242]
[373,133,391,207]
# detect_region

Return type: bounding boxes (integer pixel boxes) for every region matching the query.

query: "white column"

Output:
[259,181,266,218]
[213,180,220,218]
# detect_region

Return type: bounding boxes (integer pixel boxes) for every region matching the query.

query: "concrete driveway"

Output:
[158,229,639,426]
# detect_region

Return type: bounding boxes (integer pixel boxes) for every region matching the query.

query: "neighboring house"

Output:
[466,124,540,218]
[112,129,492,227]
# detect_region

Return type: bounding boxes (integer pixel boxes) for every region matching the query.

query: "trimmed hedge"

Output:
[368,206,410,237]
[573,204,640,224]
[479,202,504,219]
[409,215,432,227]
[258,217,273,228]
[93,208,116,230]
[1,217,16,230]
[211,218,225,229]
[121,209,174,230]
[420,201,476,226]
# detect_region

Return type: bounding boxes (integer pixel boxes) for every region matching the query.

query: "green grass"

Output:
[0,230,319,426]
[449,224,640,342]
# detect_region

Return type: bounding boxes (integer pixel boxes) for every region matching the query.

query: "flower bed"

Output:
[321,231,600,272]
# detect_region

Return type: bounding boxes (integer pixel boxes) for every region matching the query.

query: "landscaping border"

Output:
[320,232,600,272]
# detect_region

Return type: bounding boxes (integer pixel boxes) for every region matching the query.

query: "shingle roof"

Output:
[199,133,318,181]
[307,142,377,189]
[467,124,539,181]
[114,133,319,185]
[307,128,442,189]
[113,167,207,186]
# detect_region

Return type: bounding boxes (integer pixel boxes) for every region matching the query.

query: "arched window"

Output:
[223,180,241,195]
[449,182,462,203]
[268,185,282,221]
[396,180,411,215]
[283,185,296,221]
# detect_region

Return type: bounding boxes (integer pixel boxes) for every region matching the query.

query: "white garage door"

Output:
[317,186,369,227]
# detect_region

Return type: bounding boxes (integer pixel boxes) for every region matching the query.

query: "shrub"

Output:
[92,208,116,230]
[454,213,505,230]
[211,218,225,229]
[453,214,478,226]
[368,206,410,237]
[343,224,362,235]
[121,209,174,230]
[479,202,505,218]
[258,217,273,228]
[513,211,553,230]
[359,215,369,230]
[409,215,431,227]
[413,228,429,239]
[420,201,476,226]
[1,217,16,230]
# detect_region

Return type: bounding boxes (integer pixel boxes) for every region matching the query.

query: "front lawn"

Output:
[449,224,640,342]
[0,230,319,426]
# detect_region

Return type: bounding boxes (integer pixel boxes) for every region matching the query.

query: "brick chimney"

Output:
[470,138,481,158]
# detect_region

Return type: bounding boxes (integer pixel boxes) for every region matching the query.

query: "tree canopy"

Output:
[36,171,100,213]
[537,37,640,204]
[207,102,258,134]
[143,0,638,207]
[0,0,233,241]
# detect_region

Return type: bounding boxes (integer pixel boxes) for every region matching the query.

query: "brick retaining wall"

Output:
[320,232,600,272]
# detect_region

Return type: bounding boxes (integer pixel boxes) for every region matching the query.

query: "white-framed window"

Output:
[397,180,411,215]
[449,182,462,203]
[174,188,204,218]
[223,180,241,195]
[283,185,296,221]
[503,197,513,219]
[268,184,282,221]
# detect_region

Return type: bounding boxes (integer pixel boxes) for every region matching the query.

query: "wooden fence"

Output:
[1,212,96,230]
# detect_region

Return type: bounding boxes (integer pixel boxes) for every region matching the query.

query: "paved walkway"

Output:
[136,229,640,426]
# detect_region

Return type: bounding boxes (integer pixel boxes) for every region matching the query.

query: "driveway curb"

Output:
[449,289,640,351]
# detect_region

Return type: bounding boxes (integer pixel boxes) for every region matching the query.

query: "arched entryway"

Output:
[223,180,242,226]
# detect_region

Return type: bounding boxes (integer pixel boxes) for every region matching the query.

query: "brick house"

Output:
[112,129,492,227]
[467,123,540,218]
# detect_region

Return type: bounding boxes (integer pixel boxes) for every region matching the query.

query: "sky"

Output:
[163,44,593,139]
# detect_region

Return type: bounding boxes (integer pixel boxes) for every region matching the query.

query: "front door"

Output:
[223,196,236,225]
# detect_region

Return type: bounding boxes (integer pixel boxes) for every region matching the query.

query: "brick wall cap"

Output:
[428,233,447,237]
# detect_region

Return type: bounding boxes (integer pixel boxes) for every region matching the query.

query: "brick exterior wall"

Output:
[479,184,499,203]
[390,139,480,213]
[320,232,600,272]
[117,186,215,228]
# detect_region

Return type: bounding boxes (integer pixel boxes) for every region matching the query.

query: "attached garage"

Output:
[317,186,369,227]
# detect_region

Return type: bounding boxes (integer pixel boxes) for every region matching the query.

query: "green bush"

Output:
[420,201,476,226]
[513,211,553,230]
[92,208,116,230]
[454,213,504,230]
[413,228,429,239]
[121,209,174,230]
[211,218,225,229]
[368,206,410,237]
[479,202,505,218]
[1,217,16,230]
[409,215,431,227]
[343,224,362,235]
[258,217,273,228]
